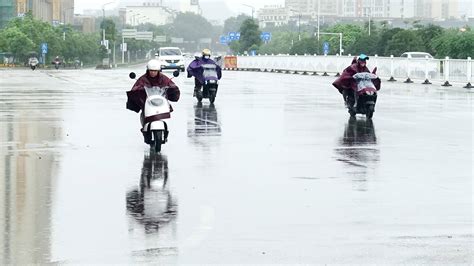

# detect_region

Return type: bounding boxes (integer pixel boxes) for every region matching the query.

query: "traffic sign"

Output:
[219,35,228,45]
[228,32,236,41]
[236,32,241,40]
[122,29,137,38]
[323,42,330,55]
[260,32,271,42]
[40,43,48,54]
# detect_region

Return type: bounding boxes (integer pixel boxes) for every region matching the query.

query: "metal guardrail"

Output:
[228,55,473,88]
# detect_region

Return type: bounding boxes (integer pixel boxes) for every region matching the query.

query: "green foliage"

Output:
[432,28,474,59]
[0,15,101,64]
[376,27,403,56]
[0,27,35,60]
[347,33,380,56]
[223,14,251,34]
[417,24,444,55]
[100,18,117,41]
[290,36,318,55]
[238,19,261,53]
[385,30,424,56]
[168,12,213,41]
[258,31,296,55]
[228,41,241,54]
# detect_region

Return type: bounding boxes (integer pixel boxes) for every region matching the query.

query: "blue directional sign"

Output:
[228,32,237,41]
[260,32,271,42]
[235,32,241,40]
[219,35,228,45]
[41,43,48,54]
[323,42,330,55]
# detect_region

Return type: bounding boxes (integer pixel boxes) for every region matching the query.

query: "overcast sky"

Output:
[75,0,285,14]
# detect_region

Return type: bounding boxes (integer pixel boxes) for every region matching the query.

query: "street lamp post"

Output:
[102,1,114,45]
[242,4,255,19]
[290,9,302,41]
[317,0,320,40]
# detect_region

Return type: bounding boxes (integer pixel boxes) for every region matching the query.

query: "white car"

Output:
[400,52,439,79]
[157,47,185,72]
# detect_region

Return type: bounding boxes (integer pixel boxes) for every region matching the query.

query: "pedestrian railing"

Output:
[226,54,473,88]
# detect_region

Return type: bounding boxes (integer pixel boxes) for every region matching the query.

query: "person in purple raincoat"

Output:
[187,49,222,96]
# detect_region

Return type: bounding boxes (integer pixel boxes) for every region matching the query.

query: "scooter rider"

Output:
[332,54,371,108]
[187,48,222,96]
[128,59,180,144]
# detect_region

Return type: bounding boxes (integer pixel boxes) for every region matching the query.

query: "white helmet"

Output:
[147,59,161,71]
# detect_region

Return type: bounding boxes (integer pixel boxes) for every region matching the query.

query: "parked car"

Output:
[156,47,185,72]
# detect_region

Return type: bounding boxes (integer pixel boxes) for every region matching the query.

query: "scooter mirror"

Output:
[172,70,180,77]
[129,72,136,79]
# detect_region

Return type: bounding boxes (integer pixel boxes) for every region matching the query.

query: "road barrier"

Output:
[224,54,473,88]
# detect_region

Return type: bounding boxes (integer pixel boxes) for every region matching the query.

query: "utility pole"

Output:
[317,0,320,40]
[242,4,255,19]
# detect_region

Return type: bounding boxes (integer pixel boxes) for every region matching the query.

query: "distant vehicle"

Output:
[156,47,185,72]
[400,52,434,59]
[400,52,438,79]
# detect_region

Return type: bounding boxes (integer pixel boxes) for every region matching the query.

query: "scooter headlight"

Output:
[366,91,374,96]
[150,98,164,106]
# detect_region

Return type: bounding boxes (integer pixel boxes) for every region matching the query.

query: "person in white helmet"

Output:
[127,59,180,144]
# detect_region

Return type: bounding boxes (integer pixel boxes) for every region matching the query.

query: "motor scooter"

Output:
[195,63,219,104]
[29,59,38,70]
[127,70,180,152]
[346,71,380,119]
[53,61,61,70]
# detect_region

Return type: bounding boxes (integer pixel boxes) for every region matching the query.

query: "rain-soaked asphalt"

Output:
[0,66,472,264]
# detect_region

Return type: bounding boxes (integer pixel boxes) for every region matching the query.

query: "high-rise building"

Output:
[0,0,15,28]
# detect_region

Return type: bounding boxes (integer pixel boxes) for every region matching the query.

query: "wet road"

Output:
[0,67,472,264]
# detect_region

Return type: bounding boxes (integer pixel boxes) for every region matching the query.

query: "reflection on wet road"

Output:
[0,68,472,264]
[335,117,379,191]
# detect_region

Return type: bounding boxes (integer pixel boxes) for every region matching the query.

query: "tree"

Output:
[432,28,474,59]
[223,14,251,35]
[290,36,318,55]
[100,18,117,42]
[385,30,424,56]
[0,27,35,61]
[417,24,444,55]
[259,31,296,55]
[238,19,261,53]
[347,33,380,56]
[326,24,364,55]
[376,27,403,56]
[168,12,213,41]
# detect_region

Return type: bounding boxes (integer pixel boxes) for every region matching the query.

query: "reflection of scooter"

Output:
[126,153,177,234]
[192,103,221,136]
[341,117,377,146]
[335,117,379,190]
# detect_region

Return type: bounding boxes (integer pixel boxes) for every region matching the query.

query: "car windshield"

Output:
[160,49,181,56]
[412,53,432,58]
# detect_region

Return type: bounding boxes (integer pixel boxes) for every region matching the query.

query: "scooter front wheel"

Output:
[152,130,163,153]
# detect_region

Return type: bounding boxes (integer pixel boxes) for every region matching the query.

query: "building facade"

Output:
[257,5,290,28]
[125,3,175,26]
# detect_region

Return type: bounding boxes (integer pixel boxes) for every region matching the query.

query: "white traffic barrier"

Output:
[233,54,471,87]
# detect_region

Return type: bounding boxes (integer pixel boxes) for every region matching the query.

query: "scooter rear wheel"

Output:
[152,130,163,153]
